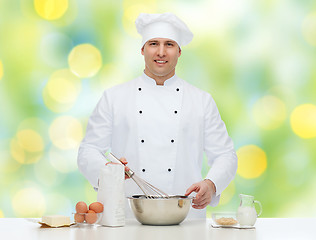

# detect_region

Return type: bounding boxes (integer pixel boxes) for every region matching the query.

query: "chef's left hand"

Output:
[185,179,216,209]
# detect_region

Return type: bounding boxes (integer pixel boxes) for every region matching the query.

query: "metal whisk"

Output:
[105,152,169,199]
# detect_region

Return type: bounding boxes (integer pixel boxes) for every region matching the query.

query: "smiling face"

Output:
[141,38,181,85]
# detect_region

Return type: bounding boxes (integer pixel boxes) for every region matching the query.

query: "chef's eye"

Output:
[149,42,157,46]
[166,42,174,46]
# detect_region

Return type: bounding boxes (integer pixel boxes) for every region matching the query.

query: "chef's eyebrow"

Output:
[147,40,176,44]
[165,40,176,44]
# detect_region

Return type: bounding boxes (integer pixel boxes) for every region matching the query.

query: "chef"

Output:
[78,12,238,219]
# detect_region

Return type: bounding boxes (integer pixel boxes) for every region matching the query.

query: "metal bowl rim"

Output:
[127,195,194,200]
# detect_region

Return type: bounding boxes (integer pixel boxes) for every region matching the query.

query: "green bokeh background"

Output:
[1,0,316,218]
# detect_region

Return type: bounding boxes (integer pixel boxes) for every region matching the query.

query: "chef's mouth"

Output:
[154,60,168,64]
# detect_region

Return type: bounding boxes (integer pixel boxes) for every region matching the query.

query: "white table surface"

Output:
[1,218,316,240]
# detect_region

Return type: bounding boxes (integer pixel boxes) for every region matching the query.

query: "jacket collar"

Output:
[141,72,178,87]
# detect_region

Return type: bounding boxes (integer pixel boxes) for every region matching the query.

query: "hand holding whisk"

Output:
[105,152,169,199]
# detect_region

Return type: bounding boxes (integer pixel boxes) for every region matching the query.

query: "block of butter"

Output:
[41,215,71,227]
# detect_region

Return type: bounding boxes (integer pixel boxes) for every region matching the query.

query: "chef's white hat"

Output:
[135,12,193,48]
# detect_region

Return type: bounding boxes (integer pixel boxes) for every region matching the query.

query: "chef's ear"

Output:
[141,45,145,56]
[178,47,182,57]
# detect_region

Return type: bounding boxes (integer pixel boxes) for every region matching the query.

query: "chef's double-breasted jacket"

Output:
[78,73,238,218]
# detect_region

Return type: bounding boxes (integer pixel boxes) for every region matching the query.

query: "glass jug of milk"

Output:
[237,194,262,226]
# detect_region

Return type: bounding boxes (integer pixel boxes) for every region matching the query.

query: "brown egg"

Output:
[76,201,88,213]
[85,210,97,224]
[89,202,104,213]
[74,213,85,223]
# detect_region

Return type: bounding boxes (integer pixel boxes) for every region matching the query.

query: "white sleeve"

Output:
[77,91,113,189]
[203,95,238,206]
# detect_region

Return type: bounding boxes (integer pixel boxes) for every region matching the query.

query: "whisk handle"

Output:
[105,152,134,178]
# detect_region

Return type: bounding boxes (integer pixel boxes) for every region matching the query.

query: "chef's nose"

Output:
[157,45,166,57]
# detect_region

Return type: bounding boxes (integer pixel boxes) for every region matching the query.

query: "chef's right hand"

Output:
[106,157,130,179]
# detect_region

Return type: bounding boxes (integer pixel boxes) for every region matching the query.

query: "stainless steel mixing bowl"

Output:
[128,195,193,225]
